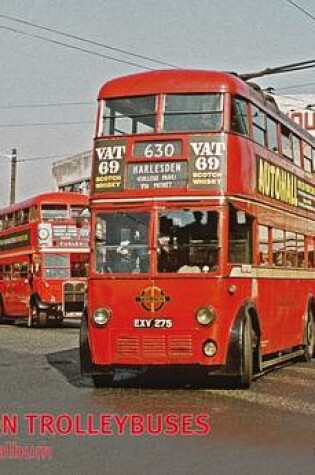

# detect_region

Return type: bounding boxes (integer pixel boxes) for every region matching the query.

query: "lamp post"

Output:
[10,148,17,205]
[0,149,18,205]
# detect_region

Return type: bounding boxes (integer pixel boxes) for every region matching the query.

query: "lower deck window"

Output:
[43,254,70,279]
[157,210,219,273]
[228,207,253,263]
[94,212,149,274]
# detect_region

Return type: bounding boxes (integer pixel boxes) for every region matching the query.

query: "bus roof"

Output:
[98,69,249,99]
[0,192,88,216]
[97,69,315,143]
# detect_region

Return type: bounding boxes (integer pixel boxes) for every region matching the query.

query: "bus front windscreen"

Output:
[43,254,70,279]
[94,212,150,274]
[157,210,219,273]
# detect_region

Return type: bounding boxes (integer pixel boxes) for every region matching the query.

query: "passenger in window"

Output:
[116,228,148,273]
[273,251,284,266]
[186,212,206,240]
[259,252,269,266]
[158,236,178,272]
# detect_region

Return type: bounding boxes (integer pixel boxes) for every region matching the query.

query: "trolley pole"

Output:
[10,148,17,205]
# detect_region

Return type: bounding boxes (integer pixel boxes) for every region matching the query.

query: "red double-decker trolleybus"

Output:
[0,192,89,327]
[81,69,315,387]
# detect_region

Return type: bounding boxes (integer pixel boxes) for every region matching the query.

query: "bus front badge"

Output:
[136,286,170,312]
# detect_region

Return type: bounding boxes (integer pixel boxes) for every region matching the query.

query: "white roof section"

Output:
[275,94,315,137]
[52,151,92,189]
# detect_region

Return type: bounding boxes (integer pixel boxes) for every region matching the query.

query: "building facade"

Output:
[52,151,92,194]
[275,94,315,138]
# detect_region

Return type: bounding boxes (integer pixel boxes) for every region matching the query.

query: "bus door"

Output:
[11,261,30,316]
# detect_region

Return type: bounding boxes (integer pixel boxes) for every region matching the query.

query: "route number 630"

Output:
[144,143,175,158]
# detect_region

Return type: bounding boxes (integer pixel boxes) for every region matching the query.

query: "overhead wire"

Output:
[240,59,315,80]
[274,81,315,91]
[284,0,315,23]
[0,9,315,163]
[0,24,155,71]
[0,120,94,128]
[18,154,74,163]
[0,101,94,109]
[0,13,179,69]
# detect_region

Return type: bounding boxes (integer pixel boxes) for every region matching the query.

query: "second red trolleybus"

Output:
[0,192,89,327]
[81,69,315,387]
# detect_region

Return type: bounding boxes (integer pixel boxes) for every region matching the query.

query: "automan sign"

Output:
[257,157,315,212]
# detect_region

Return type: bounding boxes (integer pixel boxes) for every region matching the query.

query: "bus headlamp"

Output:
[92,307,111,326]
[203,340,217,357]
[196,306,216,325]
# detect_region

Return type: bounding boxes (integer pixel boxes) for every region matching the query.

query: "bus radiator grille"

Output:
[116,337,140,355]
[115,335,193,358]
[168,336,193,356]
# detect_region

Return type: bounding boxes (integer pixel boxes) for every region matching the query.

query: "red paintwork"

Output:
[0,192,89,319]
[88,70,315,371]
[98,70,248,99]
[0,191,88,216]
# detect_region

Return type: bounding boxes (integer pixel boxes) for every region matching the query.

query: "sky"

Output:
[0,0,315,205]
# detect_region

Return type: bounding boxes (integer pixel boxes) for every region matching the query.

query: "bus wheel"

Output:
[28,305,37,328]
[0,297,5,323]
[38,312,48,327]
[80,316,92,374]
[238,316,253,389]
[302,310,315,362]
[92,374,114,388]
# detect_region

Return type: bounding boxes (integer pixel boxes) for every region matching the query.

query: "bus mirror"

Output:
[236,211,246,224]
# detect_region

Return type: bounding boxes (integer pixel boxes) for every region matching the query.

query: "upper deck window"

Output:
[101,96,156,136]
[70,206,90,220]
[303,142,313,173]
[162,94,223,132]
[41,204,68,221]
[251,106,267,147]
[231,97,249,135]
[280,124,293,160]
[266,117,278,153]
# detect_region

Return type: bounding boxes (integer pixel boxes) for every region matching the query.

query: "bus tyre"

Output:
[238,316,253,389]
[80,311,96,375]
[302,310,315,362]
[38,312,48,327]
[0,297,5,323]
[28,305,37,328]
[92,374,113,388]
